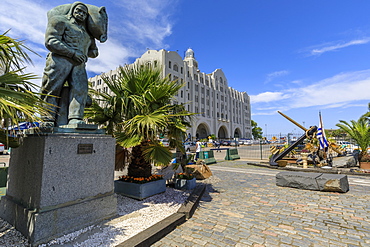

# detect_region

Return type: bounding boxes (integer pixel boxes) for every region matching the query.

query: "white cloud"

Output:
[309,38,370,56]
[88,39,134,74]
[252,69,370,114]
[109,0,177,49]
[0,0,48,44]
[250,92,288,103]
[0,0,179,86]
[265,70,289,83]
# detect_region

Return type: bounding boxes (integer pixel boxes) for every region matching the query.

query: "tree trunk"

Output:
[115,144,128,171]
[127,143,152,178]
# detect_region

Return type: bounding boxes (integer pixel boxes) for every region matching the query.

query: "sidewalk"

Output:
[154,161,370,246]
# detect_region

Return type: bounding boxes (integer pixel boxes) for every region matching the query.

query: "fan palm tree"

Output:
[0,31,50,147]
[336,116,370,162]
[86,63,193,177]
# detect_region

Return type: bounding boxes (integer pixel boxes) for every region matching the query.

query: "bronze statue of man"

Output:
[40,2,108,126]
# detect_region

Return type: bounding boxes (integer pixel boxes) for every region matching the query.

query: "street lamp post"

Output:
[265,124,267,139]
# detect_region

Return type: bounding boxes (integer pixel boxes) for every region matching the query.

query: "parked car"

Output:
[336,141,359,153]
[220,140,231,146]
[239,139,252,145]
[184,142,196,152]
[0,143,4,154]
[160,139,170,147]
[230,140,239,146]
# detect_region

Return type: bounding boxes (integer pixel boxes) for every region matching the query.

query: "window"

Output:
[181,90,183,98]
[169,61,172,69]
[97,79,101,85]
[181,67,183,74]
[173,64,178,72]
[195,85,199,91]
[188,93,190,100]
[194,74,198,81]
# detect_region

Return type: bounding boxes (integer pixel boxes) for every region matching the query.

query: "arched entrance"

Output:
[218,126,228,139]
[196,123,209,140]
[234,128,241,138]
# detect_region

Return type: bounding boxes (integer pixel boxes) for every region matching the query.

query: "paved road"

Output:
[154,161,370,247]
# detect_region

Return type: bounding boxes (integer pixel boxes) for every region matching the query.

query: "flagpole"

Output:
[319,111,327,160]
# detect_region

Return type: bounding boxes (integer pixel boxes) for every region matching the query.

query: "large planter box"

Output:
[114,179,166,200]
[174,177,196,190]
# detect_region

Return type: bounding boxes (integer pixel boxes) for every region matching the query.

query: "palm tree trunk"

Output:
[127,142,152,178]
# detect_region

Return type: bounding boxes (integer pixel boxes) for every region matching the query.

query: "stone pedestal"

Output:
[0,133,117,246]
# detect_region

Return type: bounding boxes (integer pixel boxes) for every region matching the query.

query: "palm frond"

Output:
[141,143,173,166]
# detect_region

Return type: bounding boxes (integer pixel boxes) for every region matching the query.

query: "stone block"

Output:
[276,172,321,190]
[0,133,117,246]
[276,171,349,193]
[316,173,349,192]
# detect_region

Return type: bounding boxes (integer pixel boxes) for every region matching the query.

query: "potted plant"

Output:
[114,174,165,200]
[174,173,196,190]
[86,63,193,199]
[336,115,370,170]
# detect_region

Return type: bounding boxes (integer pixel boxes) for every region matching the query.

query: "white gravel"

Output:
[0,187,189,247]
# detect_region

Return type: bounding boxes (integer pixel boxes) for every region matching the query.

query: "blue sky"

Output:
[1,0,370,135]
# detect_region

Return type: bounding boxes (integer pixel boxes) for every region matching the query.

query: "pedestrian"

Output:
[195,139,202,160]
[216,141,221,152]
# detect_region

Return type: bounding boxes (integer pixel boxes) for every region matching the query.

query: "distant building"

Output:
[89,48,252,140]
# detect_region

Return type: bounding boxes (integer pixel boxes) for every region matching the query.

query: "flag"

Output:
[317,111,328,150]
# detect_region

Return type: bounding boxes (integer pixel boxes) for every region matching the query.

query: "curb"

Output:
[117,184,206,247]
[247,162,370,177]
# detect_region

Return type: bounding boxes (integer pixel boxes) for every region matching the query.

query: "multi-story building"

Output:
[89,48,252,140]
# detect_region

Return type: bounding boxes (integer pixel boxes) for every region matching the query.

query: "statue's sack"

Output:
[186,164,212,180]
[47,3,107,43]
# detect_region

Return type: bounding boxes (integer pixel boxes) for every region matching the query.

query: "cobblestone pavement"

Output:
[153,161,370,247]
